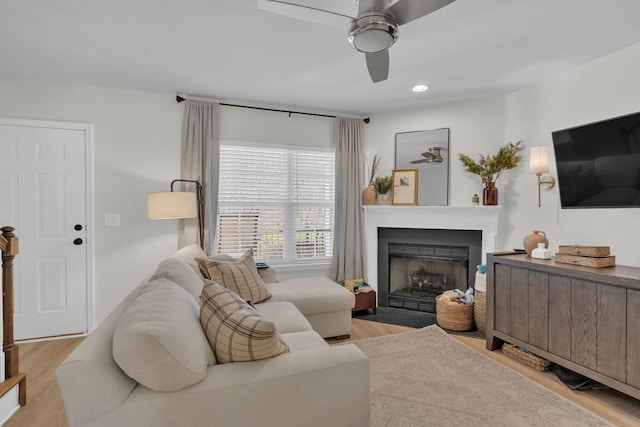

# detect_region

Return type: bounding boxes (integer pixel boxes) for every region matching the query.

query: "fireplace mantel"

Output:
[363,205,501,293]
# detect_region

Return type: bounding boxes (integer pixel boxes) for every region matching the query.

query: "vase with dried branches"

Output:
[458,141,524,205]
[362,154,380,206]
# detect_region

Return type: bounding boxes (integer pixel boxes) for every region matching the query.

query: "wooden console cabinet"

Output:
[486,252,640,400]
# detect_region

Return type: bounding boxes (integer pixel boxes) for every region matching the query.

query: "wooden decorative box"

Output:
[554,253,616,268]
[558,245,610,257]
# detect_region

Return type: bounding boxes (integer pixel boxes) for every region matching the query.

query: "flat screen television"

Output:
[552,111,640,208]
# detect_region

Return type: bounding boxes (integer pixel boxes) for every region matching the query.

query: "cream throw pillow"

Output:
[113,278,214,392]
[200,280,289,363]
[197,250,271,304]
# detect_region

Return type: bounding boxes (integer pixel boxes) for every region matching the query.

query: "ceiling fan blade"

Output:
[257,0,354,27]
[386,0,456,26]
[410,159,430,164]
[365,51,389,83]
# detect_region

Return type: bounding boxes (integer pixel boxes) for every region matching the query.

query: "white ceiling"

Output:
[2,0,640,116]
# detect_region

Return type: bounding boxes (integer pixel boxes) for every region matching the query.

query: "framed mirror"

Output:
[395,129,449,206]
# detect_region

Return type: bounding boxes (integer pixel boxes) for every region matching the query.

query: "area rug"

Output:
[353,326,612,427]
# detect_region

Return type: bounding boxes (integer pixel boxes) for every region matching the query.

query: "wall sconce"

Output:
[529,146,556,207]
[147,179,204,249]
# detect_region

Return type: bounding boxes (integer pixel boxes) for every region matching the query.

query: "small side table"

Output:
[353,289,377,314]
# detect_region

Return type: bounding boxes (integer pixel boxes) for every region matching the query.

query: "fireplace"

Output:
[378,228,482,313]
[363,206,500,312]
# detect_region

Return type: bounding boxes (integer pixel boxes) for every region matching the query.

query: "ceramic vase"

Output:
[483,182,498,205]
[378,193,389,206]
[523,230,549,256]
[362,185,377,206]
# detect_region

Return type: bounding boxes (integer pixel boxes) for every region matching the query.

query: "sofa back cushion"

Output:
[197,250,271,304]
[172,243,208,278]
[150,256,205,302]
[200,280,289,363]
[113,278,214,392]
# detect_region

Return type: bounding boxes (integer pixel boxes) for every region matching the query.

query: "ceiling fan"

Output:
[410,147,444,164]
[257,0,456,83]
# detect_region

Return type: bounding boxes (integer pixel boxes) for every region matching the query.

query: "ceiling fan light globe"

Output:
[349,29,394,53]
[348,14,398,53]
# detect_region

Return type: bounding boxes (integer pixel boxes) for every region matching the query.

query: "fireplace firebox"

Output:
[378,228,482,313]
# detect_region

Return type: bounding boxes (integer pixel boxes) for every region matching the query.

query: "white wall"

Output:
[502,42,640,266]
[220,106,335,148]
[365,41,640,267]
[0,75,184,325]
[364,96,507,206]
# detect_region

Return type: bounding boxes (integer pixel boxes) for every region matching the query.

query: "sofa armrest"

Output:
[258,266,277,283]
[55,278,154,427]
[97,344,370,427]
[56,292,141,426]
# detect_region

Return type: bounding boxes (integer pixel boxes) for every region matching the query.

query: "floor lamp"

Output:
[147,179,205,249]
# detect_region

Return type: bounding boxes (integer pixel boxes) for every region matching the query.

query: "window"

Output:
[216,143,335,264]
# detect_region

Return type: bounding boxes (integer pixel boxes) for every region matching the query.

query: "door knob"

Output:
[73,238,83,245]
[74,224,83,231]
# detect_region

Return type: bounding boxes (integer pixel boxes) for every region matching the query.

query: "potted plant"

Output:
[458,141,524,205]
[373,175,392,205]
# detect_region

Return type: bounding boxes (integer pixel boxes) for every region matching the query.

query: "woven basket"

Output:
[474,290,486,334]
[436,294,473,331]
[502,343,552,371]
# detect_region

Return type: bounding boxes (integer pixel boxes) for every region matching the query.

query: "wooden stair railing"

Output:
[0,226,26,406]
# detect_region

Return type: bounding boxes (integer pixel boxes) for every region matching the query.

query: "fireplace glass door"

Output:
[388,243,469,312]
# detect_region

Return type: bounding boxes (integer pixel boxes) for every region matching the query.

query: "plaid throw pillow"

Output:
[200,280,289,363]
[196,250,271,304]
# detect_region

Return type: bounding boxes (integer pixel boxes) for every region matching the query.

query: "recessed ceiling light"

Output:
[412,84,429,93]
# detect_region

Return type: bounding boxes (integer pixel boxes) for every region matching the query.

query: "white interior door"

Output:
[0,119,92,340]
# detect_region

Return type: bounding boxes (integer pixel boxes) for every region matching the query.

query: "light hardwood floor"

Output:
[6,337,83,427]
[6,320,640,426]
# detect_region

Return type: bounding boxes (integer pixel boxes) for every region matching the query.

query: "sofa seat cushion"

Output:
[255,301,313,334]
[197,250,271,304]
[112,278,214,392]
[280,331,330,352]
[268,277,355,316]
[200,281,289,363]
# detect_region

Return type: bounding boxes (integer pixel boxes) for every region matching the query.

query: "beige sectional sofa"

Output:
[57,245,370,427]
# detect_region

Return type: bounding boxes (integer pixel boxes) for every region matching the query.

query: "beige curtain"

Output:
[331,117,367,282]
[178,100,219,254]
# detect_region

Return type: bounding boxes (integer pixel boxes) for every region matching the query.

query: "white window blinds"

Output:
[216,144,335,263]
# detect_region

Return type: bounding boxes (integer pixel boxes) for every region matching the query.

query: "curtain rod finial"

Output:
[176,95,186,103]
[364,118,370,124]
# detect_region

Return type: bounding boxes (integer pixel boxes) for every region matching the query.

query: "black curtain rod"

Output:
[176,95,369,123]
